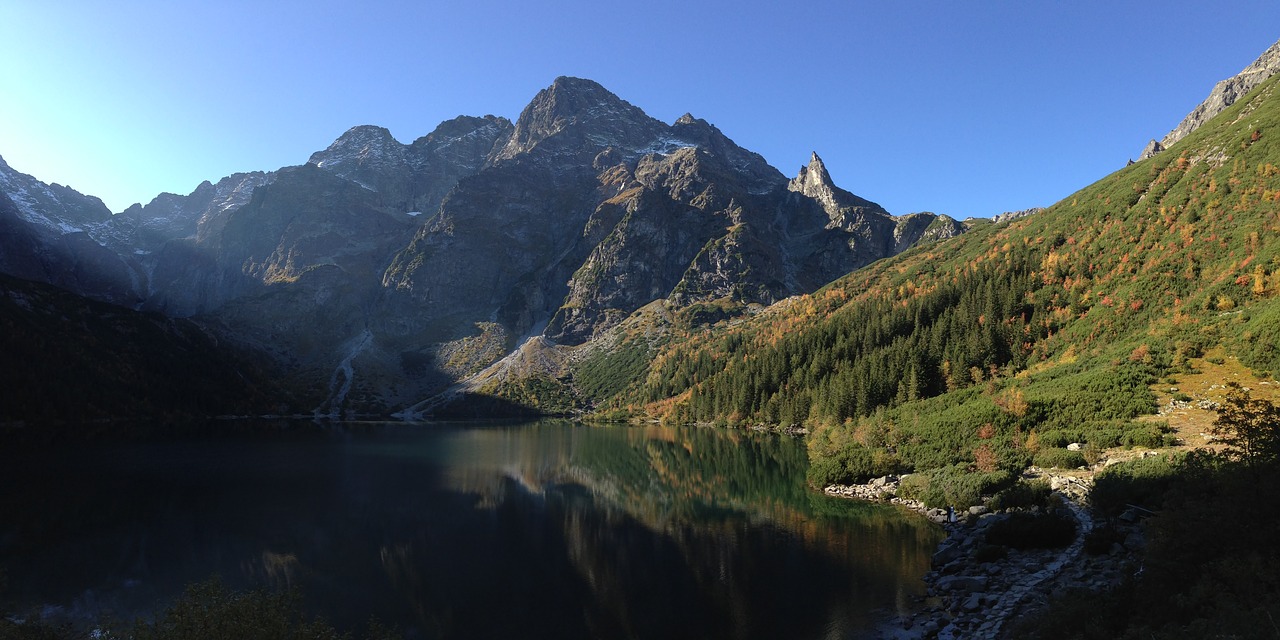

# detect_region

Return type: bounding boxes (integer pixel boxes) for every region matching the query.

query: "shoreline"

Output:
[826,471,1144,640]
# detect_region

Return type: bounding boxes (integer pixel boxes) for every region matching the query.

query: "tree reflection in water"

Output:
[0,420,942,639]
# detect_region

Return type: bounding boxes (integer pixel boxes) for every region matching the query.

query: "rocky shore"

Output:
[825,471,1146,640]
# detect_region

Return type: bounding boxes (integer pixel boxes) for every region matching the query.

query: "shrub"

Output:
[1090,453,1186,515]
[896,464,1015,508]
[985,512,1077,549]
[1083,525,1122,556]
[990,478,1052,511]
[1034,448,1086,469]
[805,444,898,486]
[113,578,385,640]
[972,543,1008,563]
[1121,425,1166,448]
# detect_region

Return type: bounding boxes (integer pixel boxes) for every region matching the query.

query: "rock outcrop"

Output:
[1140,38,1280,160]
[990,207,1043,224]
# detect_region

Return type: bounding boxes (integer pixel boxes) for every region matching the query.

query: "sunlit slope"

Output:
[604,74,1280,481]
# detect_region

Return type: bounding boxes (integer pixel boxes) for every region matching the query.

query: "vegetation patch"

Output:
[984,512,1077,549]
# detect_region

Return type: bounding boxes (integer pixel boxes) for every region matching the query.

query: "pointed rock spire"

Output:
[788,152,887,219]
[788,152,837,197]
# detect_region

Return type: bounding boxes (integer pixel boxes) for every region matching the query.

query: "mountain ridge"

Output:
[1140,37,1280,160]
[0,76,962,418]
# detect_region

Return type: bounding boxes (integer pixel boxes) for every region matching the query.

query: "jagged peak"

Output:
[788,151,838,197]
[674,113,699,126]
[413,114,510,145]
[525,76,638,123]
[788,151,887,218]
[308,124,407,173]
[334,124,398,145]
[491,77,664,162]
[548,75,610,95]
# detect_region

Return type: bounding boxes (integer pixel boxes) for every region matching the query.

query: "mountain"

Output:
[0,155,145,305]
[0,77,965,419]
[608,57,1280,468]
[1139,37,1280,160]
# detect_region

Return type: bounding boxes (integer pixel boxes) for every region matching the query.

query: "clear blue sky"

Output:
[2,1,1279,217]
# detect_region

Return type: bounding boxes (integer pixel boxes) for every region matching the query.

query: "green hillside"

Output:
[573,73,1280,484]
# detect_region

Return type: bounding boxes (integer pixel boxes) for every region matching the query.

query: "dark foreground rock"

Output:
[827,474,1145,639]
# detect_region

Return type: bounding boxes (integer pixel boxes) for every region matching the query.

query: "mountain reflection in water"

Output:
[0,420,942,639]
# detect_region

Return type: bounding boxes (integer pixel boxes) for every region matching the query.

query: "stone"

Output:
[962,593,983,612]
[936,575,989,593]
[991,208,1043,224]
[968,505,990,516]
[1124,531,1146,551]
[932,545,962,567]
[1067,442,1083,451]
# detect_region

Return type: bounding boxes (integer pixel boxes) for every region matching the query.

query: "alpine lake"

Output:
[0,419,942,639]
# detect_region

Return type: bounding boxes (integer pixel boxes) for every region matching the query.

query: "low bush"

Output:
[1033,447,1086,469]
[1120,425,1166,448]
[896,464,1015,508]
[1082,524,1122,556]
[805,444,899,486]
[1089,453,1187,515]
[989,478,1052,511]
[985,512,1077,549]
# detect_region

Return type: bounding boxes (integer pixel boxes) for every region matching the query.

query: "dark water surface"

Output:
[0,420,942,639]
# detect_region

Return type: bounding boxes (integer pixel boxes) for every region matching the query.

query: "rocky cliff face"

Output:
[0,155,144,305]
[1140,38,1280,160]
[0,77,968,416]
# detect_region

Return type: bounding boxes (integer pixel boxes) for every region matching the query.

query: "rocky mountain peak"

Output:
[0,154,112,233]
[491,76,666,162]
[674,113,699,126]
[308,125,405,170]
[413,115,511,147]
[1141,38,1280,160]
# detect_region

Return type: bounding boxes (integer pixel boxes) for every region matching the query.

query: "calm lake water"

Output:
[0,420,942,639]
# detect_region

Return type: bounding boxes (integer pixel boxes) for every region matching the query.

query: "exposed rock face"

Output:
[1140,38,1280,160]
[990,208,1043,224]
[787,152,886,221]
[0,77,969,414]
[0,155,143,305]
[1138,139,1165,161]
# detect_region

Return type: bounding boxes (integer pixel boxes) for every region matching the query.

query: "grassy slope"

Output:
[580,74,1280,491]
